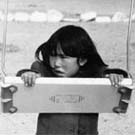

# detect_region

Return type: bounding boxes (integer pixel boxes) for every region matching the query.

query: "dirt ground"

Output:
[0,0,135,135]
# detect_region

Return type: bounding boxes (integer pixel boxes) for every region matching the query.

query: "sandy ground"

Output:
[0,0,135,135]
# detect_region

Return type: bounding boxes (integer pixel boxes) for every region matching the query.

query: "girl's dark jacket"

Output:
[17,61,129,135]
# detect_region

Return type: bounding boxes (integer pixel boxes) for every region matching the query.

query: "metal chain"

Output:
[1,0,9,83]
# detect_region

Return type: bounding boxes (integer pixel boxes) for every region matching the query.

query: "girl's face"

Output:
[49,45,80,77]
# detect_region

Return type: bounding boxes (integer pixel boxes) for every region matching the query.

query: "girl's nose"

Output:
[54,57,62,67]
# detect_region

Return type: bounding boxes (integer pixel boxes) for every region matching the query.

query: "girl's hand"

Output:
[106,74,124,87]
[21,71,41,87]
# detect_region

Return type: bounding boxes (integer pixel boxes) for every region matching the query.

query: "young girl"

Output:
[17,25,129,135]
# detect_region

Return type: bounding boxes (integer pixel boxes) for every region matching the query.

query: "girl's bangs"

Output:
[49,43,58,56]
[60,40,79,57]
[49,41,77,57]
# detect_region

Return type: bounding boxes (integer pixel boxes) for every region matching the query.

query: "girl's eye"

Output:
[50,52,56,56]
[60,55,66,59]
[59,55,69,59]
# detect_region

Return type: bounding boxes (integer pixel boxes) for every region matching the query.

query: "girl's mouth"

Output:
[53,69,64,76]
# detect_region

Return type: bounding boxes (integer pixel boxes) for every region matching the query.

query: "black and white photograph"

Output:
[0,0,135,135]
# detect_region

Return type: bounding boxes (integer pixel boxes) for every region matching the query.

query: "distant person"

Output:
[17,25,129,135]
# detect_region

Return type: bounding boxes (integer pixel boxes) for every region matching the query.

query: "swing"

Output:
[0,0,134,113]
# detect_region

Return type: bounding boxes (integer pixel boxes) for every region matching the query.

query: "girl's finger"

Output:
[24,74,29,86]
[118,75,124,85]
[109,74,115,86]
[27,75,33,87]
[31,73,37,86]
[113,75,119,87]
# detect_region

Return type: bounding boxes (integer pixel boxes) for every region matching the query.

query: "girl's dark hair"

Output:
[35,25,108,77]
